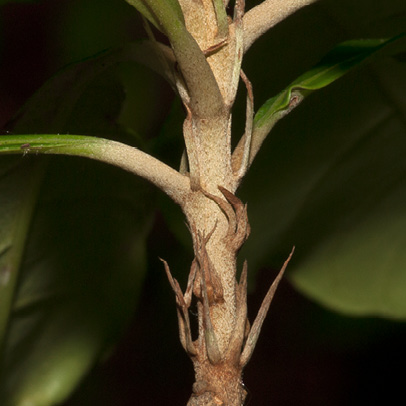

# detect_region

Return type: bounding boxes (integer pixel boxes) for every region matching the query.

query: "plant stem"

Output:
[155,1,306,403]
[0,135,190,204]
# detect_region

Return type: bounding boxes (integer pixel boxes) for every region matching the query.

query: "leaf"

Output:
[0,41,158,405]
[240,54,406,319]
[0,158,44,352]
[0,156,153,406]
[248,34,406,164]
[10,41,176,134]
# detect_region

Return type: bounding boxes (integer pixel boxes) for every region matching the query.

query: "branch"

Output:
[0,135,190,204]
[243,0,319,53]
[90,139,190,203]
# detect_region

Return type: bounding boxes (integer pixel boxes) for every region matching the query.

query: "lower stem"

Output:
[163,184,292,405]
[179,188,250,405]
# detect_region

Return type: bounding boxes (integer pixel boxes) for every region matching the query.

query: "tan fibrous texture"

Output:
[170,187,251,406]
[159,1,303,404]
[178,0,242,106]
[178,0,218,50]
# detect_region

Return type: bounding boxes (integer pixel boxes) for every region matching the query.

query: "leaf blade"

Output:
[241,55,406,319]
[0,38,161,404]
[0,156,153,405]
[249,34,406,165]
[0,159,45,352]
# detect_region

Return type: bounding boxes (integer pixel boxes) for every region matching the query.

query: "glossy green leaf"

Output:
[0,155,153,406]
[0,158,44,352]
[240,55,406,319]
[0,41,157,405]
[11,41,175,134]
[249,35,406,164]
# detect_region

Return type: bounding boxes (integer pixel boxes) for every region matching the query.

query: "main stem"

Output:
[166,173,290,404]
[159,1,300,403]
[183,197,248,405]
[164,108,253,404]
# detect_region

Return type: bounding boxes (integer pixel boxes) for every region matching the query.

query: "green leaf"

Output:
[11,41,176,134]
[0,158,44,352]
[249,34,406,164]
[0,40,160,405]
[240,54,406,319]
[0,156,153,406]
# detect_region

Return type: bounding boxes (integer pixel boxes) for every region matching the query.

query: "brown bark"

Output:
[157,1,298,404]
[163,182,294,405]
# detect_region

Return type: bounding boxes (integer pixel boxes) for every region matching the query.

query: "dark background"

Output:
[1,0,406,404]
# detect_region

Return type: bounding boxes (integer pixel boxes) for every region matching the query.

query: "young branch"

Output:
[0,135,190,204]
[243,0,320,53]
[94,139,190,203]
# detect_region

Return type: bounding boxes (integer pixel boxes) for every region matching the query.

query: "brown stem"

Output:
[165,186,286,405]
